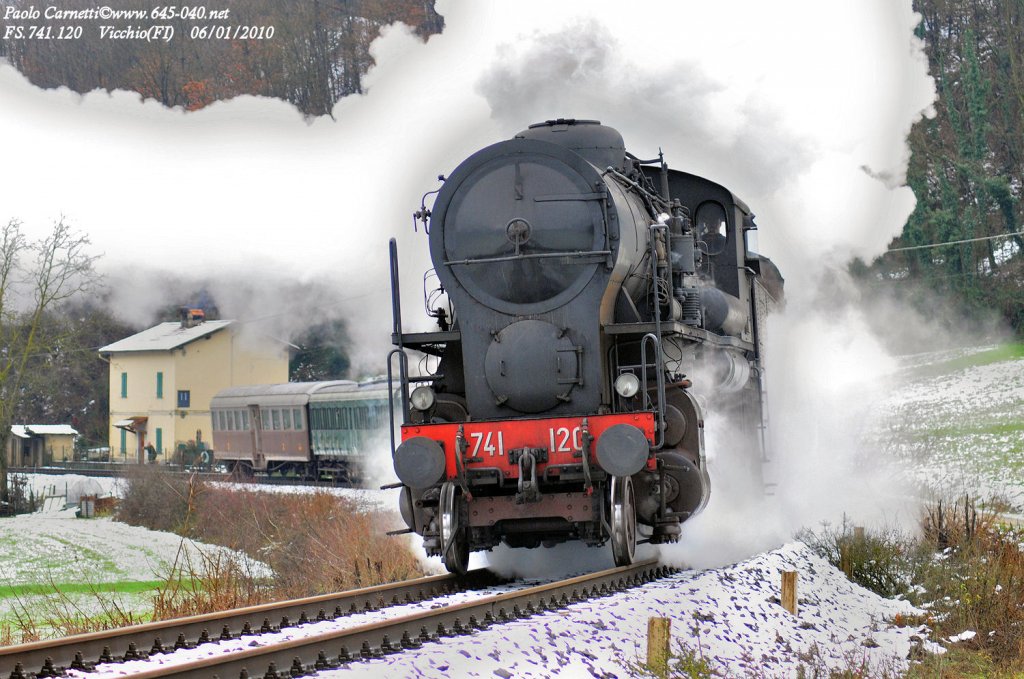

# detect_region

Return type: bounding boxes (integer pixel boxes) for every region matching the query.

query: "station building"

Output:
[99,310,289,463]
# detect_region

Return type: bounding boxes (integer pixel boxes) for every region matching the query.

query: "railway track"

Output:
[0,569,499,678]
[9,466,349,489]
[1,560,674,678]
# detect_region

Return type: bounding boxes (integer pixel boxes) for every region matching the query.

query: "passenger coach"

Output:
[211,379,390,480]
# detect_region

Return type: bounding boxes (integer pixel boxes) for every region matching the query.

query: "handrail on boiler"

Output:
[640,333,665,450]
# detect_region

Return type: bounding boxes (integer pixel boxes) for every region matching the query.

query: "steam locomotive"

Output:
[387,120,783,572]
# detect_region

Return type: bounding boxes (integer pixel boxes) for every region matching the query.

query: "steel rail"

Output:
[121,559,673,679]
[0,570,500,677]
[8,466,356,488]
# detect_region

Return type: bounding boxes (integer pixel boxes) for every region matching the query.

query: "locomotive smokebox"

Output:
[428,119,651,420]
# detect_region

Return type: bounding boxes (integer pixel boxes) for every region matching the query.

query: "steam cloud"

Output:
[2,1,940,568]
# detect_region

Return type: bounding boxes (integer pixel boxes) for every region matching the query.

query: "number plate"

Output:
[401,412,656,479]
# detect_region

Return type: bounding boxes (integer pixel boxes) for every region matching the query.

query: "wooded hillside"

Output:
[0,0,443,116]
[868,0,1023,333]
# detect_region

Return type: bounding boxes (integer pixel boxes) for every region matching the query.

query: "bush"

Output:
[151,543,271,620]
[801,497,1024,673]
[115,465,204,534]
[115,466,425,603]
[796,516,917,599]
[190,488,424,598]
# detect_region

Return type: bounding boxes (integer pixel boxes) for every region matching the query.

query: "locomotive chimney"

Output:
[519,119,627,172]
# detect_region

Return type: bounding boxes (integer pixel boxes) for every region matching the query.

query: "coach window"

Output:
[272,409,281,431]
[227,411,235,431]
[240,411,249,430]
[293,409,303,430]
[282,408,292,430]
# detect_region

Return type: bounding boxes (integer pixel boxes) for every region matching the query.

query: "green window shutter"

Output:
[121,372,127,398]
[157,372,163,399]
[155,428,162,453]
[120,428,126,454]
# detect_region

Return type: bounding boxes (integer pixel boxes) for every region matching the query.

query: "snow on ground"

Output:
[66,542,935,678]
[0,511,263,587]
[321,543,931,678]
[0,510,267,628]
[872,348,1024,508]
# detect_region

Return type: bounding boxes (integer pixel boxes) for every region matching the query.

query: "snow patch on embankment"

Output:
[318,542,932,678]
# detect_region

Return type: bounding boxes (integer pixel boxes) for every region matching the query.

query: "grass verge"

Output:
[914,342,1024,376]
[2,467,425,645]
[0,580,166,598]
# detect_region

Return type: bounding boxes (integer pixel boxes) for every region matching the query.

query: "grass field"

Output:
[876,342,1024,509]
[0,509,259,639]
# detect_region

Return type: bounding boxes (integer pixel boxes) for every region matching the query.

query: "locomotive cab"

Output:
[388,120,782,572]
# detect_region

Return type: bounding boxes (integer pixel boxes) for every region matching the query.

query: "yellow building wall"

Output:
[108,351,176,462]
[45,434,76,462]
[108,326,288,462]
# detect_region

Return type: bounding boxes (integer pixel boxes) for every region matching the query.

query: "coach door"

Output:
[249,404,266,470]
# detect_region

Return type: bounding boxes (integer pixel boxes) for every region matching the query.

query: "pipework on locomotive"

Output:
[387,119,783,573]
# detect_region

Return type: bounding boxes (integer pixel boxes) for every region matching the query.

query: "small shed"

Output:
[7,425,79,468]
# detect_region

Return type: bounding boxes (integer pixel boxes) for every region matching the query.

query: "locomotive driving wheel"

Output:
[439,481,470,574]
[609,475,637,566]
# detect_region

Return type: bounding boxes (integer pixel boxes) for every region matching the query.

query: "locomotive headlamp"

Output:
[614,373,641,398]
[410,386,436,411]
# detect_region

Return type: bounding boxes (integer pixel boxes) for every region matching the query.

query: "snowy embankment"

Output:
[66,542,933,678]
[315,542,931,678]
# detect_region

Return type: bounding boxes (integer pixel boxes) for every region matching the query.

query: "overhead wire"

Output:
[882,230,1024,253]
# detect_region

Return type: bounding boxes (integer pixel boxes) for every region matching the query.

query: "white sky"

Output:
[0,0,934,357]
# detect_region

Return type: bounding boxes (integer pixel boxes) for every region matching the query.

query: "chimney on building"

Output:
[180,307,206,329]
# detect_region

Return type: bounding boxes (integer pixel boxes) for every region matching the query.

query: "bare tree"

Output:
[0,218,98,512]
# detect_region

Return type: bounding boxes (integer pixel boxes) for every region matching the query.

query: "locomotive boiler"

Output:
[387,119,782,572]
